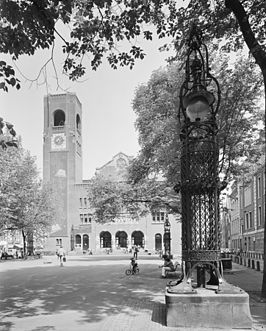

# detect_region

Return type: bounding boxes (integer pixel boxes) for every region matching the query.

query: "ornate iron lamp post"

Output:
[164,216,171,257]
[165,24,252,329]
[172,23,222,290]
[179,24,221,288]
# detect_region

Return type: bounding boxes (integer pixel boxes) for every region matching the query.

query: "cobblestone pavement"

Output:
[0,255,265,331]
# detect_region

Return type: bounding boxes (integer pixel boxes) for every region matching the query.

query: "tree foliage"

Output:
[0,117,18,148]
[0,146,55,252]
[88,174,180,222]
[88,52,263,223]
[0,0,177,87]
[130,53,263,186]
[1,0,265,90]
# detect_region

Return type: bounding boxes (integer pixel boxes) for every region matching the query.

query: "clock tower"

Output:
[43,93,83,251]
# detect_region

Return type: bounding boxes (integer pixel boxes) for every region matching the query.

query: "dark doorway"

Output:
[116,231,128,248]
[100,231,112,248]
[132,231,144,248]
[75,234,81,248]
[155,233,162,250]
[83,234,89,250]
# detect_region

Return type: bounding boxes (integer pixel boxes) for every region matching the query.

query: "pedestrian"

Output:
[57,246,65,263]
[133,245,139,259]
[159,256,175,278]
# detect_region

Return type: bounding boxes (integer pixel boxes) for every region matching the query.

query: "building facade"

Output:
[221,164,265,271]
[43,93,181,257]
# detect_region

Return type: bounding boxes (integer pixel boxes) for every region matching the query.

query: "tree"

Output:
[0,146,55,255]
[88,175,177,222]
[0,0,177,89]
[169,0,266,112]
[0,117,18,148]
[1,1,265,90]
[130,54,263,183]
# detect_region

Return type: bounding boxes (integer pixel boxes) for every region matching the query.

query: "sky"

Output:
[1,32,174,180]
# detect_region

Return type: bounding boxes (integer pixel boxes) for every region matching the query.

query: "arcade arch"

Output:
[115,231,128,248]
[75,234,81,248]
[83,234,89,251]
[155,233,162,251]
[131,231,144,248]
[100,231,112,248]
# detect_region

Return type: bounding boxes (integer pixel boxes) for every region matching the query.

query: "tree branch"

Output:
[225,0,266,72]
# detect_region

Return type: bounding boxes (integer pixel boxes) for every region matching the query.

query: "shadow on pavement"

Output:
[0,263,168,330]
[151,302,166,326]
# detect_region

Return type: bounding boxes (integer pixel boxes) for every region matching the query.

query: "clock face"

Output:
[51,133,66,150]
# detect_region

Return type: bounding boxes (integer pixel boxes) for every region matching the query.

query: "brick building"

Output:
[221,164,265,271]
[43,93,181,257]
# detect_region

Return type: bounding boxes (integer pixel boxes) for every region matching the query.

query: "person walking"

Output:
[57,246,65,263]
[133,245,139,259]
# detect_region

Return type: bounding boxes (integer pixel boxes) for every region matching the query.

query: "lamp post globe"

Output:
[184,90,215,122]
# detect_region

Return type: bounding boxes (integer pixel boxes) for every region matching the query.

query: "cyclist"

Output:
[130,257,138,274]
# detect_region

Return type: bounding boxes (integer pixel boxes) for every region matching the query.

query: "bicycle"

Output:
[125,263,139,275]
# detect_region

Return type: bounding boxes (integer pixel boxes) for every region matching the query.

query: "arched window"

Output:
[83,234,89,250]
[155,233,162,251]
[75,234,81,248]
[115,231,128,248]
[100,231,112,248]
[76,114,81,131]
[54,109,65,126]
[131,231,144,248]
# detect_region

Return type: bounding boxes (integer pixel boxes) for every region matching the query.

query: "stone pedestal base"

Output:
[165,281,252,329]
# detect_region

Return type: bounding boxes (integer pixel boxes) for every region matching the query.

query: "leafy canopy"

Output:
[88,174,180,222]
[88,51,263,221]
[130,52,263,186]
[1,0,265,89]
[0,145,55,242]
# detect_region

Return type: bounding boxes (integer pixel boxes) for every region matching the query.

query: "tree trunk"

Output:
[22,229,27,258]
[225,0,266,299]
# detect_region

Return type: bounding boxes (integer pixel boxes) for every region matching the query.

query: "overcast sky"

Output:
[1,32,174,179]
